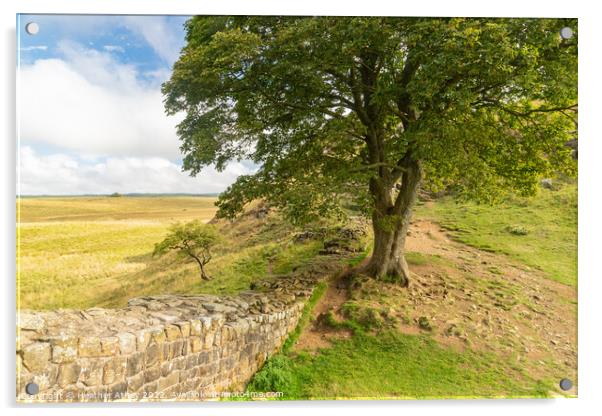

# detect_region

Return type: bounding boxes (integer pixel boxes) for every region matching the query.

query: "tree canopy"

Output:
[163,17,577,283]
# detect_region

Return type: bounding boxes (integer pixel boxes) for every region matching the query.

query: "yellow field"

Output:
[17,196,321,311]
[18,196,219,223]
[17,196,218,310]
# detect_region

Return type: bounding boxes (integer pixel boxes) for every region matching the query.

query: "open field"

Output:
[18,196,216,309]
[18,196,219,223]
[17,196,323,310]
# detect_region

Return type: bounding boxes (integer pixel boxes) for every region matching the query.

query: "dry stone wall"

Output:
[16,274,321,402]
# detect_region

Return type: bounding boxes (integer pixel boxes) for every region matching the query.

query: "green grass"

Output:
[247,329,551,399]
[16,196,325,310]
[416,182,577,286]
[406,252,451,267]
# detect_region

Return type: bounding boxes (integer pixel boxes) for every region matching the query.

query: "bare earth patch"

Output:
[294,273,354,352]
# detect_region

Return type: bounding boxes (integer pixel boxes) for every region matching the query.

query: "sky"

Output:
[17,14,257,195]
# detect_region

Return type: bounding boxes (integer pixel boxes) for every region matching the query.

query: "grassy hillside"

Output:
[416,182,577,286]
[17,197,324,310]
[246,182,578,399]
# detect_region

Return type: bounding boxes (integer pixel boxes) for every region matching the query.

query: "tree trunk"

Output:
[362,157,422,286]
[191,255,212,281]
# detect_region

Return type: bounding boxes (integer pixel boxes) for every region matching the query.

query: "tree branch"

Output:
[474,99,578,117]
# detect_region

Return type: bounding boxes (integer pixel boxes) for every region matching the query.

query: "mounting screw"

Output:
[25,382,39,395]
[560,27,573,40]
[559,378,573,391]
[25,22,39,35]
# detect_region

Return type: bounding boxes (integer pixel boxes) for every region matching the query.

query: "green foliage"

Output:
[246,354,294,393]
[153,220,220,279]
[153,220,219,258]
[164,17,577,227]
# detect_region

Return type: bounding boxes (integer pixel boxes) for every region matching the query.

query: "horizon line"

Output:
[16,192,221,198]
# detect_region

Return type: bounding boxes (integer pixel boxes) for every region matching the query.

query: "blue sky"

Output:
[17,14,256,195]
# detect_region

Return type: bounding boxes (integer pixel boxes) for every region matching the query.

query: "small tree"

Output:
[153,221,219,281]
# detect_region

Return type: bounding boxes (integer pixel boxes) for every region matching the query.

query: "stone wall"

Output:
[16,274,321,402]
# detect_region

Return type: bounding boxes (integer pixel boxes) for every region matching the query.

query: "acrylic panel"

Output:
[16,14,578,402]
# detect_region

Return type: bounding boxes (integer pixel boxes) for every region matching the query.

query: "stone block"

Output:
[169,340,184,358]
[57,362,81,387]
[107,381,127,400]
[136,329,152,351]
[141,381,158,395]
[160,361,173,377]
[185,354,198,370]
[164,324,182,341]
[157,371,179,392]
[200,317,212,330]
[127,372,144,392]
[145,343,160,366]
[144,365,161,383]
[100,337,119,355]
[175,321,191,337]
[51,339,78,364]
[79,359,104,387]
[102,357,127,385]
[150,328,166,344]
[30,364,59,392]
[197,351,209,365]
[203,331,215,349]
[116,332,137,355]
[112,356,127,381]
[126,352,144,377]
[78,337,103,357]
[21,343,51,372]
[162,343,171,361]
[190,319,202,336]
[18,312,45,332]
[190,337,203,353]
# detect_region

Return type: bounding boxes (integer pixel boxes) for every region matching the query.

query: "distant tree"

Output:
[153,221,219,281]
[109,192,122,198]
[163,17,577,286]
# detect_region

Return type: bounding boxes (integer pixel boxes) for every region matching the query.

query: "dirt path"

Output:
[294,268,355,351]
[293,219,577,393]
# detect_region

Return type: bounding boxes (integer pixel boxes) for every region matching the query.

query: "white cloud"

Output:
[18,146,255,195]
[19,42,183,159]
[18,40,259,195]
[122,16,183,64]
[20,45,48,51]
[103,45,125,53]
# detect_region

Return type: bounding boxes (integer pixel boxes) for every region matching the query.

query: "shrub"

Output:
[247,354,293,392]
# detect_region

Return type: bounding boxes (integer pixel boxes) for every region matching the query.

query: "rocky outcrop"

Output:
[16,274,323,402]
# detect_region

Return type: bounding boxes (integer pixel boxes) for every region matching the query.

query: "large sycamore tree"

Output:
[163,17,577,286]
